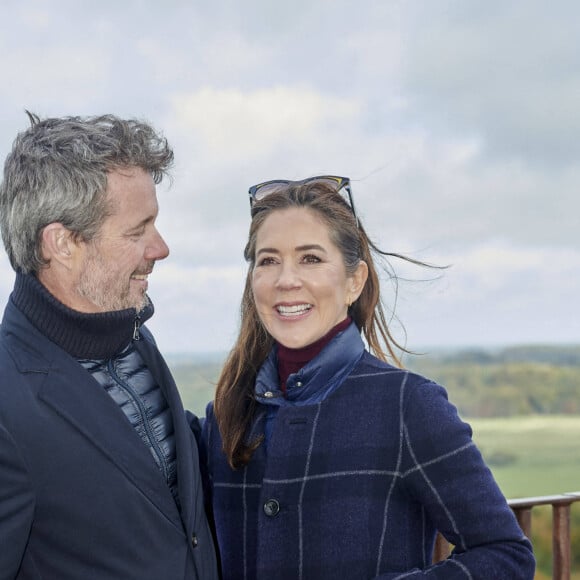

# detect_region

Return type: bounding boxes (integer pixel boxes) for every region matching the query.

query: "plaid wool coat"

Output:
[202,324,535,579]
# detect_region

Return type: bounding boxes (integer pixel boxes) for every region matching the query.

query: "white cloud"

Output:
[169,86,361,160]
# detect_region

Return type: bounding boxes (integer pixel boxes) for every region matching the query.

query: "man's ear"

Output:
[40,223,75,268]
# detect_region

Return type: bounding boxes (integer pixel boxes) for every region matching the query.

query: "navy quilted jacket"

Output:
[202,323,534,579]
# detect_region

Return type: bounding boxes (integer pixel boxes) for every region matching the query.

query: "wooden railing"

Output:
[434,491,580,579]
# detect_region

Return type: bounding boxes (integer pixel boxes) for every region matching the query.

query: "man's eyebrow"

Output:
[126,215,154,233]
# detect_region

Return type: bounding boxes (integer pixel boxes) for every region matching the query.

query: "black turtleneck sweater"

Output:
[11,271,153,359]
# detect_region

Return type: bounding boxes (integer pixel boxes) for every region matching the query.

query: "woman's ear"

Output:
[40,223,75,268]
[348,260,369,304]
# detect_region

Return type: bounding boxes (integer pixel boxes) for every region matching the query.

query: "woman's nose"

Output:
[275,262,301,289]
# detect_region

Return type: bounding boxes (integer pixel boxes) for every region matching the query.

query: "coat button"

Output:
[263,499,280,517]
[191,533,198,548]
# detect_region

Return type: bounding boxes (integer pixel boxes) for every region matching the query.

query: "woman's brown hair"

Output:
[214,180,435,469]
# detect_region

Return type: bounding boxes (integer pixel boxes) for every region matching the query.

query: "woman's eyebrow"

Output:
[255,243,327,256]
[256,247,280,256]
[295,244,326,253]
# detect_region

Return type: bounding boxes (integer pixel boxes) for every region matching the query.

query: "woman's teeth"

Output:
[276,304,312,316]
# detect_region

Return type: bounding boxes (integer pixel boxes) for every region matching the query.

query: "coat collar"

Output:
[254,322,365,407]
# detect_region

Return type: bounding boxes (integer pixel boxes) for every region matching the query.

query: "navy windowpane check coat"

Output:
[202,325,535,579]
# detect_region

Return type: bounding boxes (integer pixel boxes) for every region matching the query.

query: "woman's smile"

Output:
[275,302,313,318]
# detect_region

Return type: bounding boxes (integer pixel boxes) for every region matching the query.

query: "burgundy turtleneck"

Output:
[276,316,352,394]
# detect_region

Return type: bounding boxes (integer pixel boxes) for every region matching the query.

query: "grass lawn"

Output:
[468,415,580,498]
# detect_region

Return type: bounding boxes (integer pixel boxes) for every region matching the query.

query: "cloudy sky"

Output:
[0,0,577,354]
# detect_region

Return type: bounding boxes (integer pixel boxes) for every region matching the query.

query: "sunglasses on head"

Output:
[248,175,359,226]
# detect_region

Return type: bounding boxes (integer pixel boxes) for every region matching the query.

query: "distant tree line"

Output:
[416,344,580,366]
[405,345,580,417]
[170,344,580,418]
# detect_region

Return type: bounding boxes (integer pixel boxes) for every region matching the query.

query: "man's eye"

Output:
[128,229,145,239]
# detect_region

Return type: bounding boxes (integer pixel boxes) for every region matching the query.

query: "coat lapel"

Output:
[4,303,187,532]
[37,352,183,530]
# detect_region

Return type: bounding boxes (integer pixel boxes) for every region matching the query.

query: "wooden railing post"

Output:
[513,506,532,538]
[552,502,571,580]
[509,492,580,580]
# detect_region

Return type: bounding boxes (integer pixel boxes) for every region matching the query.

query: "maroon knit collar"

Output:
[277,317,352,392]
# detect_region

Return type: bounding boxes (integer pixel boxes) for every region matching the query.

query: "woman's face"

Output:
[251,207,367,349]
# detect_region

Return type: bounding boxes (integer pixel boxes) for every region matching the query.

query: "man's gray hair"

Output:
[0,112,174,273]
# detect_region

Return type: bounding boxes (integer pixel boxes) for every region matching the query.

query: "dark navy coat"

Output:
[0,299,218,580]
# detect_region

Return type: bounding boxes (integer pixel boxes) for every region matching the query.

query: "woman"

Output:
[202,176,535,579]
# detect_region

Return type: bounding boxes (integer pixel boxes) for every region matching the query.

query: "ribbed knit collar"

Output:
[10,271,154,360]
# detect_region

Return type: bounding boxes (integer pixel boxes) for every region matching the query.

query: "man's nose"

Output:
[146,227,170,261]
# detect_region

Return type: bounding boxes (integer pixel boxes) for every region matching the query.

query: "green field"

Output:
[173,366,218,417]
[469,415,580,499]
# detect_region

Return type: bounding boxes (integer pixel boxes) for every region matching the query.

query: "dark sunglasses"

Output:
[248,175,358,226]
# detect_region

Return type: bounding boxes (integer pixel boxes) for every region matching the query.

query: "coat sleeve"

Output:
[198,402,215,503]
[376,378,535,579]
[185,409,203,446]
[0,421,35,579]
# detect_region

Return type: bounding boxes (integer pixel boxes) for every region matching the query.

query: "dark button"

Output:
[191,533,198,548]
[263,499,280,517]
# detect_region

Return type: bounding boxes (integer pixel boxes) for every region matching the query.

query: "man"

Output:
[0,113,218,579]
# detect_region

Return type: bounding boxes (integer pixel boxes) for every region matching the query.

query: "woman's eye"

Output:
[302,254,321,263]
[258,256,277,266]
